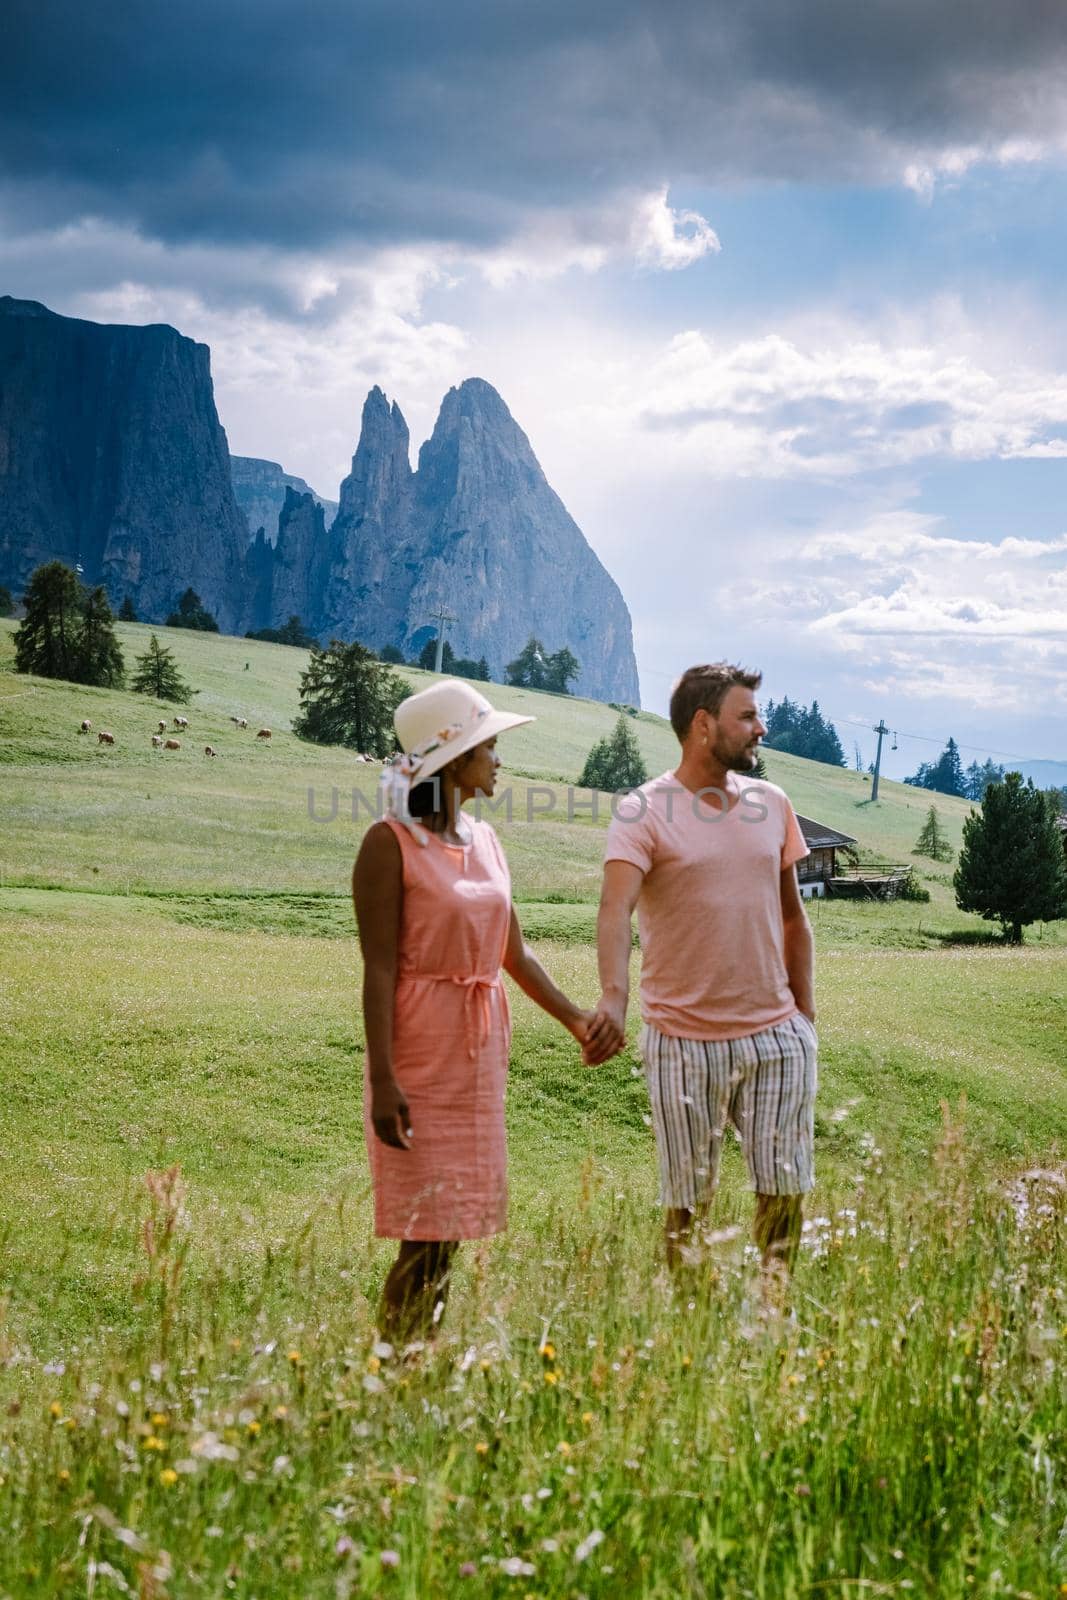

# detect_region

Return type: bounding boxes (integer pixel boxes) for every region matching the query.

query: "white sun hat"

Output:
[380,678,534,840]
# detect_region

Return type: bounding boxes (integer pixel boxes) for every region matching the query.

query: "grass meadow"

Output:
[0,620,1065,1597]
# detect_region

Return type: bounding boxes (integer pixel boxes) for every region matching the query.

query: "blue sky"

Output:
[3,1,1067,775]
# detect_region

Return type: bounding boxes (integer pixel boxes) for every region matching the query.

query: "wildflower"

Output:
[246,1420,261,1436]
[367,1355,382,1375]
[480,1358,492,1371]
[142,1436,165,1452]
[274,1405,288,1421]
[575,1529,605,1563]
[335,1536,355,1558]
[540,1342,555,1361]
[787,1374,802,1387]
[151,1412,169,1427]
[57,1469,70,1485]
[543,1371,559,1386]
[680,1355,692,1369]
[459,1561,477,1577]
[475,1442,490,1456]
[581,1412,594,1425]
[556,1440,572,1457]
[795,1483,811,1497]
[499,1556,535,1577]
[49,1402,62,1419]
[230,1337,242,1352]
[287,1349,303,1367]
[159,1468,178,1487]
[380,1549,401,1569]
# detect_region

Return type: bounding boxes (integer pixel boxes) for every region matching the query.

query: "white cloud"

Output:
[632,189,721,271]
[903,137,1051,200]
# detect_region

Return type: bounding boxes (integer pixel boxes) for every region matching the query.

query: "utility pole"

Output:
[428,606,456,674]
[871,719,889,802]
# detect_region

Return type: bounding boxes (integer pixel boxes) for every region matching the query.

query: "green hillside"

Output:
[0,617,976,903]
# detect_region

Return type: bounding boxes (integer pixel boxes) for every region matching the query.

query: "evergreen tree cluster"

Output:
[245,615,319,648]
[0,585,14,617]
[954,772,1067,943]
[166,587,220,632]
[504,637,580,695]
[761,698,846,767]
[415,639,491,680]
[579,715,648,792]
[905,741,1007,801]
[14,562,125,688]
[293,640,409,757]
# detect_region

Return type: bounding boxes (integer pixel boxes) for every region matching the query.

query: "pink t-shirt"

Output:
[604,770,809,1041]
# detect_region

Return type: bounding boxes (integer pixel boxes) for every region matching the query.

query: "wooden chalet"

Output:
[795,815,858,899]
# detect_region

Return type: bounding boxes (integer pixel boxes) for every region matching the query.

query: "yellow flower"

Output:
[159,1468,178,1487]
[581,1411,594,1426]
[274,1405,289,1421]
[788,1374,802,1387]
[287,1349,302,1366]
[480,1358,492,1371]
[540,1342,556,1361]
[367,1355,381,1375]
[151,1412,169,1427]
[142,1435,165,1452]
[247,1419,261,1436]
[557,1440,572,1456]
[57,1469,70,1485]
[543,1370,559,1386]
[680,1355,692,1369]
[475,1441,489,1456]
[65,1418,77,1431]
[49,1401,62,1419]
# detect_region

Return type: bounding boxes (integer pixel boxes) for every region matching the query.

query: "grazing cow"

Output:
[237,717,248,729]
[151,734,164,748]
[163,738,181,750]
[204,744,217,757]
[173,716,189,730]
[157,720,167,734]
[256,727,272,740]
[97,730,115,745]
[79,719,92,734]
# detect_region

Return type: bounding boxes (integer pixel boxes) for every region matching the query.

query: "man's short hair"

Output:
[669,662,763,741]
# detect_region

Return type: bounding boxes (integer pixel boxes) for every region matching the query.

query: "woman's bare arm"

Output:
[352,822,411,1149]
[501,906,623,1064]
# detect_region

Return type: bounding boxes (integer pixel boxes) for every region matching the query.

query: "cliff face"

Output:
[327,379,640,702]
[230,455,337,543]
[0,297,248,629]
[244,486,332,634]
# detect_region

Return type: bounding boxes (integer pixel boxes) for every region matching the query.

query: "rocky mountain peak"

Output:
[337,385,413,525]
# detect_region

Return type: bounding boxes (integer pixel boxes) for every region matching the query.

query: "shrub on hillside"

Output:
[166,587,220,633]
[130,633,193,703]
[580,714,648,792]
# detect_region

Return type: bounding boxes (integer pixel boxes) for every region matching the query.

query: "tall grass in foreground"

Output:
[0,1116,1063,1600]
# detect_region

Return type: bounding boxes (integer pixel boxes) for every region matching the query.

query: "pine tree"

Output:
[475,656,490,682]
[131,634,193,703]
[166,587,220,632]
[505,637,549,689]
[544,647,580,695]
[77,586,125,687]
[379,645,405,665]
[0,585,13,617]
[14,561,84,680]
[119,594,138,621]
[14,561,124,685]
[954,773,1067,943]
[913,804,953,862]
[293,640,409,756]
[417,637,455,673]
[579,715,648,792]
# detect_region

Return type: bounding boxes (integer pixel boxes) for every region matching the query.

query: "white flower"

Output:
[575,1529,605,1563]
[499,1556,536,1577]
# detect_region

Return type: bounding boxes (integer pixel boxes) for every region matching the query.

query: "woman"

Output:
[353,678,621,1340]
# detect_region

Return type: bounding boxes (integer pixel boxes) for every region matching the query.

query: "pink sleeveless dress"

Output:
[364,816,513,1240]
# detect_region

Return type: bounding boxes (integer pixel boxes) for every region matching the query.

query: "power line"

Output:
[638,661,1041,764]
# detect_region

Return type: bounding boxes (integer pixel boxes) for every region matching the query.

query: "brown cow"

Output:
[164,738,181,750]
[97,730,115,745]
[256,727,272,740]
[80,719,92,734]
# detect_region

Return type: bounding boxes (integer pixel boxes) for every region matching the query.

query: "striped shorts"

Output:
[639,1015,817,1205]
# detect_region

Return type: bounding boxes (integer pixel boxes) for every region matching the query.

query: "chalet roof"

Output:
[796,813,858,849]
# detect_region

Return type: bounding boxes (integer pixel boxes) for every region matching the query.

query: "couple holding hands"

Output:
[353,662,817,1338]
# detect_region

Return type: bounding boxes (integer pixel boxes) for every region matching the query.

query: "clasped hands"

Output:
[571,992,626,1067]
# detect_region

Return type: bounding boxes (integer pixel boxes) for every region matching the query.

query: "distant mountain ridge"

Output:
[230,456,337,542]
[0,297,640,702]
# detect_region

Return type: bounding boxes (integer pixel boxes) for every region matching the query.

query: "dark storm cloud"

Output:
[4,0,1067,251]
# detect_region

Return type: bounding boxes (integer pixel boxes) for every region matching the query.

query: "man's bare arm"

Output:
[780,865,815,1022]
[587,860,644,1058]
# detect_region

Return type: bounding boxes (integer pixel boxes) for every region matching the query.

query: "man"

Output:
[590,662,817,1298]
